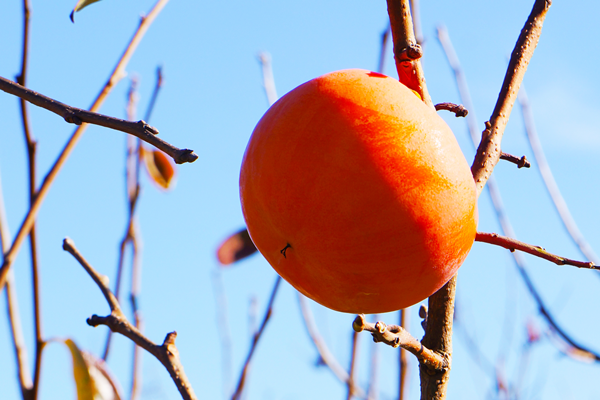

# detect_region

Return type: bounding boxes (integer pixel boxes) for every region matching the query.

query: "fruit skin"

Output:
[240,69,477,314]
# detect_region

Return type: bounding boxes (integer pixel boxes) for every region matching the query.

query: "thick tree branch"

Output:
[353,315,447,372]
[0,0,170,294]
[0,76,197,165]
[471,0,551,196]
[62,238,198,400]
[419,276,456,400]
[438,22,600,366]
[386,0,433,107]
[475,232,597,269]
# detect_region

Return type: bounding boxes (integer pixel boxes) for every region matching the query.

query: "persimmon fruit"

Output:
[239,69,477,314]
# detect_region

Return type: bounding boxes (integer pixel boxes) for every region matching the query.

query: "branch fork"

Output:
[62,237,197,400]
[352,314,447,372]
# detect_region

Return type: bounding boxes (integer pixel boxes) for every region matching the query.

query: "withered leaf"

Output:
[217,228,258,265]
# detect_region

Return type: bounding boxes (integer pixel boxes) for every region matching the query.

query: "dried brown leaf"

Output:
[217,228,258,265]
[142,146,176,190]
[70,0,102,22]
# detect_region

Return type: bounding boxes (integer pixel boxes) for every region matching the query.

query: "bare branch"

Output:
[499,152,530,169]
[419,275,457,400]
[144,66,164,123]
[398,309,409,400]
[297,294,367,398]
[0,76,196,165]
[517,87,599,265]
[353,315,447,372]
[62,238,198,400]
[63,238,122,313]
[0,0,170,294]
[231,276,281,400]
[438,21,600,366]
[257,52,278,106]
[125,77,144,400]
[367,316,380,400]
[377,25,391,75]
[386,0,433,107]
[434,102,468,117]
[15,0,44,398]
[471,0,551,196]
[475,232,597,270]
[347,331,360,400]
[0,172,33,400]
[409,0,423,45]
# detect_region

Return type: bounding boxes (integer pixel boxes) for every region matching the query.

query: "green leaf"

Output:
[62,339,123,400]
[70,0,102,23]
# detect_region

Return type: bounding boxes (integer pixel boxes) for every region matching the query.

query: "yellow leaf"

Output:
[62,339,123,400]
[142,146,176,190]
[70,0,102,23]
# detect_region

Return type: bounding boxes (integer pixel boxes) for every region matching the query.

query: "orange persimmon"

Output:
[240,69,477,314]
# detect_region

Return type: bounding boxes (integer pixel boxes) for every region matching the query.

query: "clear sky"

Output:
[1,0,599,399]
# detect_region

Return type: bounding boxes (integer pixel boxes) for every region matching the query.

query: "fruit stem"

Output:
[386,0,433,108]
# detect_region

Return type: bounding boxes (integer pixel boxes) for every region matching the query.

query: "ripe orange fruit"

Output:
[240,69,477,314]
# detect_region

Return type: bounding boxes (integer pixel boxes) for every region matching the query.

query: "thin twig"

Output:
[367,315,379,400]
[0,0,170,293]
[0,172,33,399]
[437,22,600,365]
[409,0,423,45]
[475,232,597,269]
[488,184,600,363]
[15,0,43,398]
[211,269,234,396]
[0,76,196,165]
[398,309,409,400]
[257,52,278,106]
[434,102,468,117]
[231,276,281,400]
[517,87,599,264]
[126,77,144,400]
[62,238,198,400]
[499,152,530,169]
[144,66,164,123]
[347,330,360,400]
[297,294,367,398]
[353,315,447,371]
[386,0,433,107]
[452,301,497,383]
[470,0,551,196]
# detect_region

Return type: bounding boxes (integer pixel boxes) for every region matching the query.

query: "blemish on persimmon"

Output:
[280,243,292,258]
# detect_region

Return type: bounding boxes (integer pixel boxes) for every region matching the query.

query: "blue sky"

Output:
[1,0,599,399]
